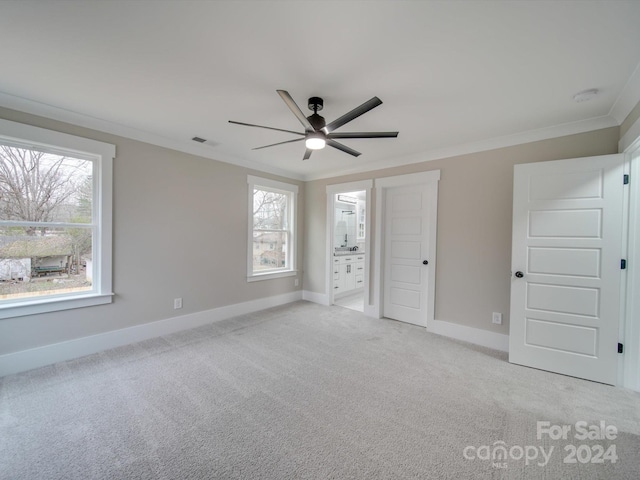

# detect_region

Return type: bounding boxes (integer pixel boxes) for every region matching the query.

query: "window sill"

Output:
[0,292,114,320]
[247,270,297,282]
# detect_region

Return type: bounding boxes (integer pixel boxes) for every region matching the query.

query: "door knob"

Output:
[515,271,524,278]
[423,260,429,265]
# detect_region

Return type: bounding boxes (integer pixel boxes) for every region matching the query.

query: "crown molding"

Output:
[0,91,625,184]
[0,91,304,181]
[610,60,640,124]
[302,115,619,181]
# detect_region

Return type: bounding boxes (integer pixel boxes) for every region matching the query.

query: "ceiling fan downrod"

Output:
[306,97,326,131]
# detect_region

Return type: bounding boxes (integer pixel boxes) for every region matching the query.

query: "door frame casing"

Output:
[325,180,373,311]
[619,113,640,391]
[622,135,640,391]
[373,170,440,322]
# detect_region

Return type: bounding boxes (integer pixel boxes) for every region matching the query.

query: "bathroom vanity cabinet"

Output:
[333,254,365,296]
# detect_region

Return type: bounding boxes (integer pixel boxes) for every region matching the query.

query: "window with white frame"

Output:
[247,175,297,280]
[0,119,114,319]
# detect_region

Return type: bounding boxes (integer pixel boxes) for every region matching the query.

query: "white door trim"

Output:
[326,180,373,313]
[373,170,440,322]
[623,133,640,391]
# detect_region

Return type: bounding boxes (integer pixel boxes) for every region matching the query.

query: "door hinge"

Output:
[623,174,629,185]
[618,343,624,354]
[621,259,627,270]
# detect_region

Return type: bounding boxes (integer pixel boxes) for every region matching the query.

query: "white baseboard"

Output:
[301,291,507,352]
[302,290,330,306]
[0,291,302,377]
[428,319,509,352]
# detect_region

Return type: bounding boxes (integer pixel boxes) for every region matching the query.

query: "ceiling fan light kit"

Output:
[229,90,399,161]
[305,131,326,150]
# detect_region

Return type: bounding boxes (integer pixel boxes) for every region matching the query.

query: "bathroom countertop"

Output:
[334,251,365,256]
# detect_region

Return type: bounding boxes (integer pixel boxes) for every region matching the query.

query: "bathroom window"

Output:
[357,204,366,240]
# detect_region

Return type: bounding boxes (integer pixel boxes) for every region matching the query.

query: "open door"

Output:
[326,180,373,313]
[509,154,624,384]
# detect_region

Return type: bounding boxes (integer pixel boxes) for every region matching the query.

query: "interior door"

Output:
[509,154,624,384]
[383,184,432,326]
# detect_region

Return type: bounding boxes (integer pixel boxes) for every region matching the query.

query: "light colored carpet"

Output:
[1,301,638,479]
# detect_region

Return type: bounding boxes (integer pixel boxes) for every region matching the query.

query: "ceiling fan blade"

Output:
[327,131,398,139]
[277,90,313,131]
[252,137,305,150]
[323,97,383,133]
[303,149,312,161]
[327,139,361,157]
[229,120,304,136]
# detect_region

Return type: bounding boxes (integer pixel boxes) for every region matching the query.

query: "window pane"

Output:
[0,145,93,223]
[0,226,92,301]
[253,189,288,230]
[252,231,287,272]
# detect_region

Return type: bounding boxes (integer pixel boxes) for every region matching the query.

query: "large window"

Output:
[0,119,114,318]
[247,175,297,281]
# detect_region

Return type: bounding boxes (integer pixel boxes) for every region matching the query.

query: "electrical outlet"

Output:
[492,312,502,325]
[294,278,299,287]
[174,297,183,309]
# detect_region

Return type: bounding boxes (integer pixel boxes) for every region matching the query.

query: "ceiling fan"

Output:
[229,90,399,161]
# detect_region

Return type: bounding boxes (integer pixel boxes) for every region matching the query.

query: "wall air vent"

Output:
[192,136,207,143]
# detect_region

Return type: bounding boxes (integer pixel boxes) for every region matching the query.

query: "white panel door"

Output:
[509,154,624,384]
[383,184,431,326]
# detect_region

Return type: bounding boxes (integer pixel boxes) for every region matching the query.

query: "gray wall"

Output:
[303,127,620,335]
[0,102,627,357]
[0,107,304,355]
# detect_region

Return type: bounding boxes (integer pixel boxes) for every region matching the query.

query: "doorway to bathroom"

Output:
[326,180,372,314]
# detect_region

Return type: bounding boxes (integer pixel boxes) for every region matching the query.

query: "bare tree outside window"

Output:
[252,188,289,272]
[0,145,93,299]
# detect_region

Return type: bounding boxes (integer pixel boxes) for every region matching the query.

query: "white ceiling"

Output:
[1,1,640,181]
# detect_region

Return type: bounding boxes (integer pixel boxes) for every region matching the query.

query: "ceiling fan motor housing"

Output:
[307,113,326,131]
